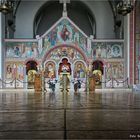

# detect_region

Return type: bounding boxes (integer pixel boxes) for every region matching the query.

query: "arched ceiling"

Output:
[33,0,95,37]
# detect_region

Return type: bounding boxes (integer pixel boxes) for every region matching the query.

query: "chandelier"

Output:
[117,0,134,16]
[0,0,13,14]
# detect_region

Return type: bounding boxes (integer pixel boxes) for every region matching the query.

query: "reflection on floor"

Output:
[0,90,140,139]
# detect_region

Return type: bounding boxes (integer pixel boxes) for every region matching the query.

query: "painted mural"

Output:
[58,58,71,75]
[92,42,123,59]
[47,47,83,61]
[42,18,91,57]
[44,62,56,78]
[106,62,124,79]
[6,62,24,80]
[74,62,86,78]
[6,41,39,58]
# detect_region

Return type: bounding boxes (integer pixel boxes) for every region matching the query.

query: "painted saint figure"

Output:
[62,64,70,72]
[75,64,85,78]
[45,64,55,78]
[61,25,70,41]
[32,43,38,58]
[6,65,13,79]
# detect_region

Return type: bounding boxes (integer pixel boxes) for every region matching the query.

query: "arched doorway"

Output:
[26,61,37,74]
[42,44,89,91]
[26,61,38,89]
[58,58,71,91]
[58,58,71,75]
[92,60,103,87]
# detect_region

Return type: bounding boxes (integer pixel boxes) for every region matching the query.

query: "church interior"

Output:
[0,0,140,139]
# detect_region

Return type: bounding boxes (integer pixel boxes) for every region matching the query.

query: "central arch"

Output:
[42,44,89,64]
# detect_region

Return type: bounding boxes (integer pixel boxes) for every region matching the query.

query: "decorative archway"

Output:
[92,60,104,74]
[42,44,89,64]
[25,60,38,75]
[25,60,38,89]
[92,60,104,86]
[58,58,71,75]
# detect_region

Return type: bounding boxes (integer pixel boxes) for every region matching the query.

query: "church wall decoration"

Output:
[5,41,40,58]
[5,40,41,88]
[46,47,84,62]
[5,62,24,88]
[91,42,123,59]
[74,62,86,78]
[42,18,91,57]
[105,61,125,88]
[4,17,125,89]
[106,62,124,79]
[44,62,56,78]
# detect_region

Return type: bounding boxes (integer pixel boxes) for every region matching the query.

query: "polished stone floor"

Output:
[0,90,140,139]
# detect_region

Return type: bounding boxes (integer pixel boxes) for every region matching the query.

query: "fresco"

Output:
[6,41,39,58]
[74,62,86,78]
[106,62,124,79]
[42,18,90,57]
[58,58,71,75]
[47,47,83,61]
[6,62,24,80]
[44,62,56,78]
[92,42,123,59]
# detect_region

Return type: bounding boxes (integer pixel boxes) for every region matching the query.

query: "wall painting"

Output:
[5,41,40,58]
[74,62,86,78]
[42,18,90,57]
[92,42,123,59]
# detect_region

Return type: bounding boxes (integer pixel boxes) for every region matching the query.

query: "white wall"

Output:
[15,1,45,38]
[15,0,115,39]
[85,1,115,39]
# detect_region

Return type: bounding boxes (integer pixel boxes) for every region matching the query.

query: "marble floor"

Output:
[0,90,140,139]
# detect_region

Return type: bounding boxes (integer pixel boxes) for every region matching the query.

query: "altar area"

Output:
[2,16,127,90]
